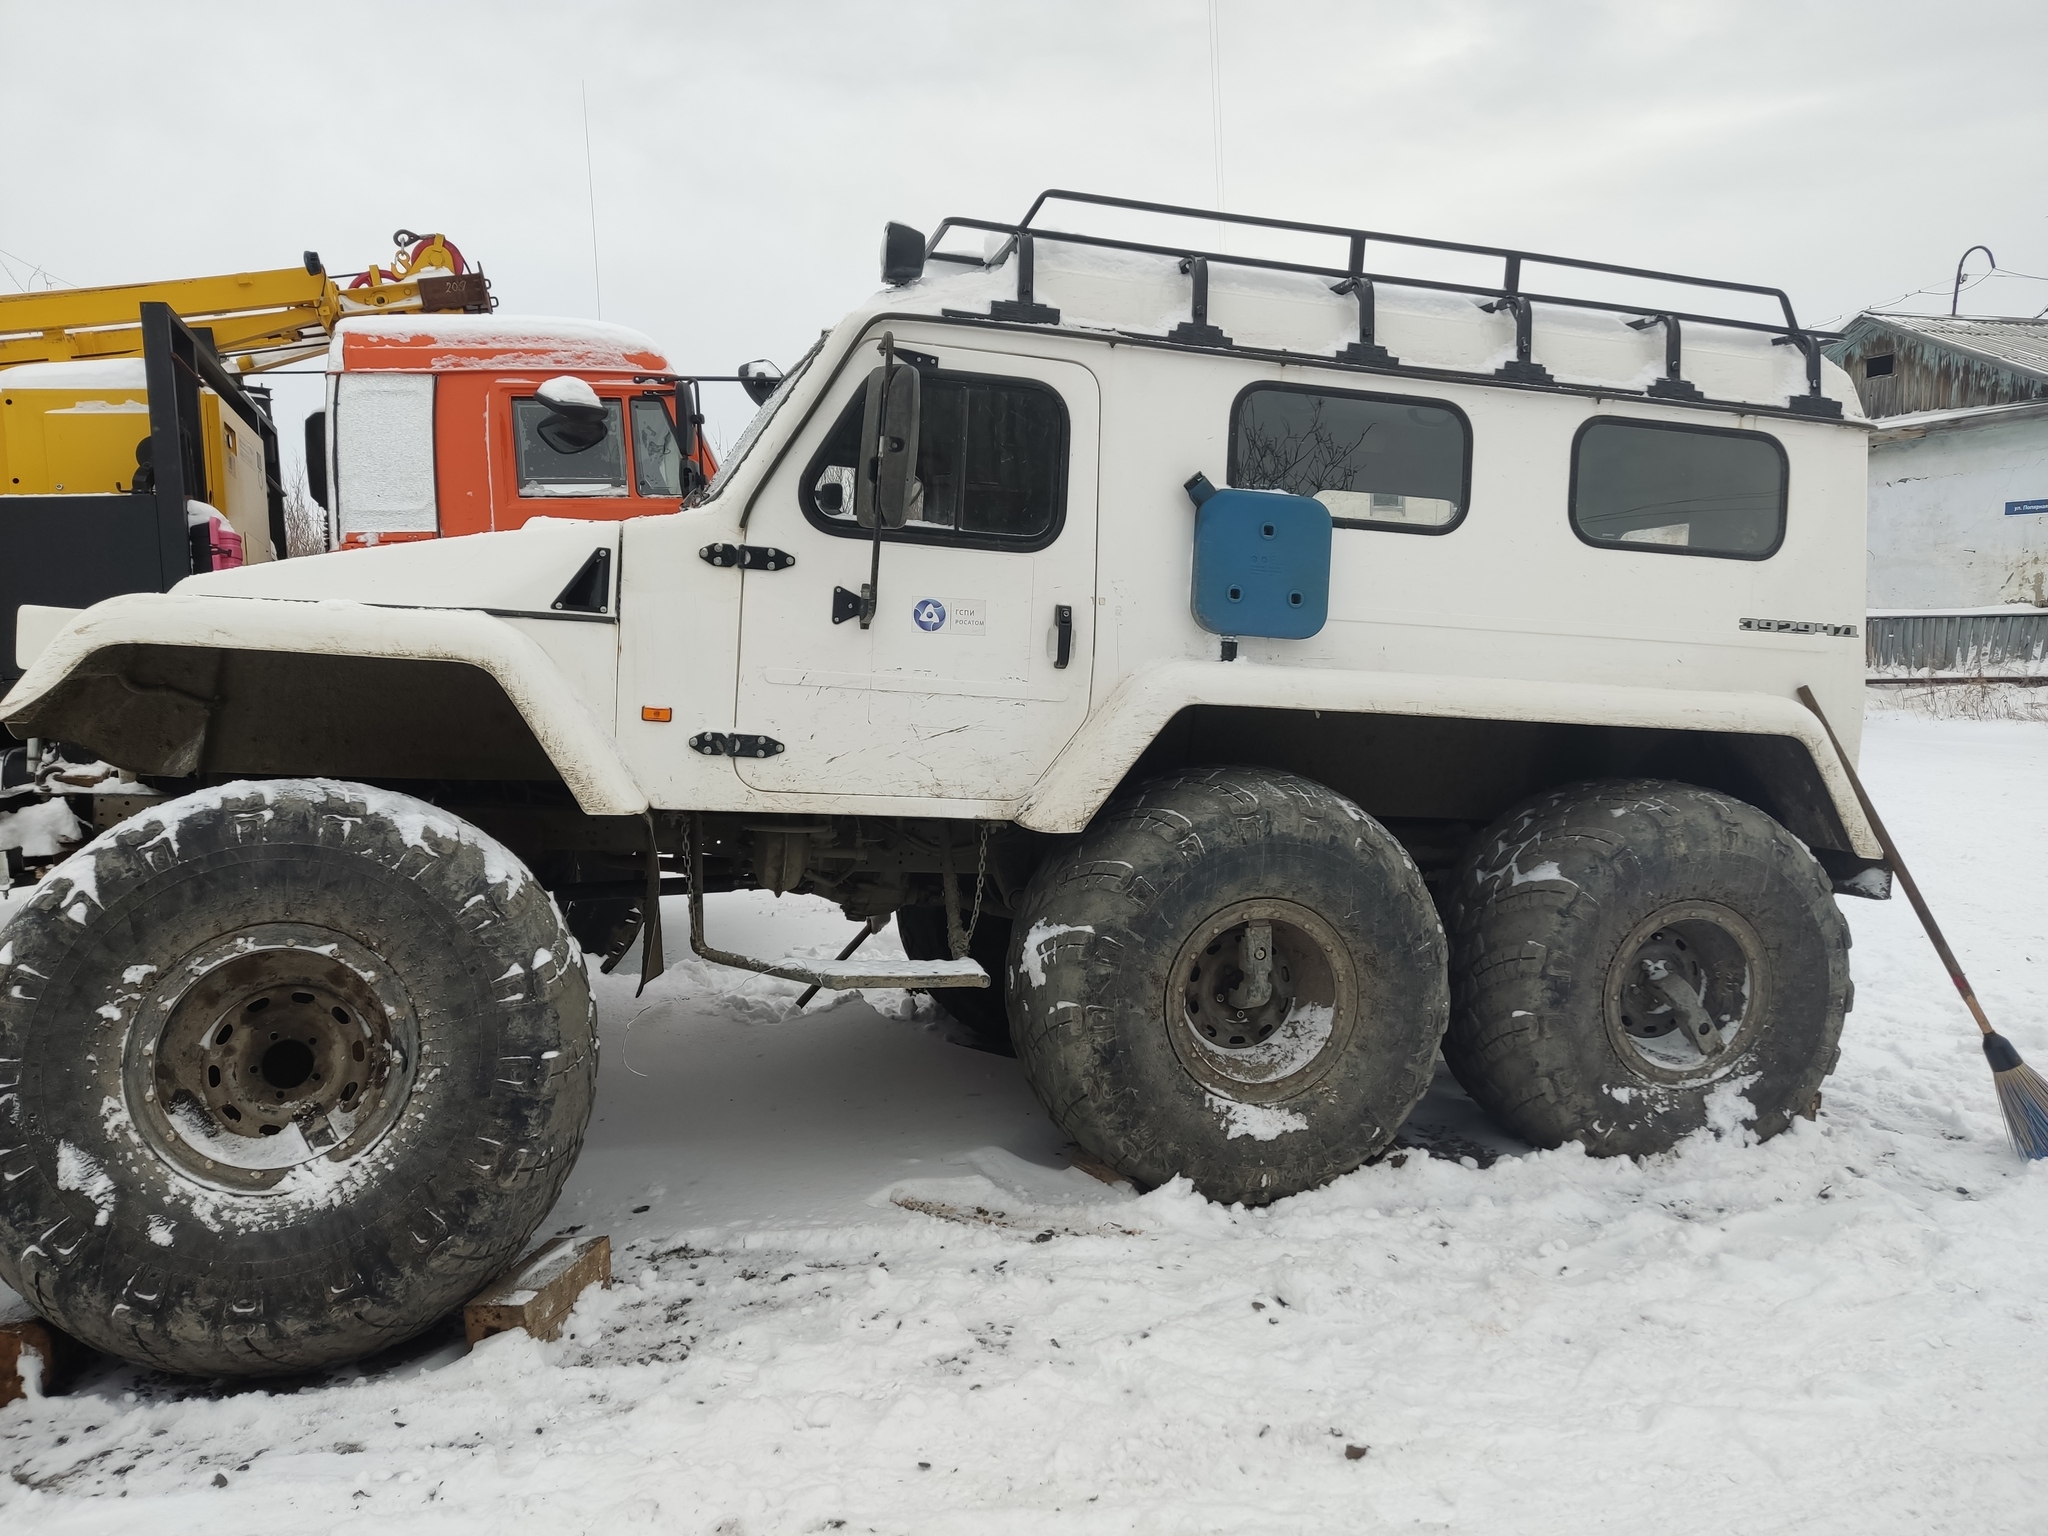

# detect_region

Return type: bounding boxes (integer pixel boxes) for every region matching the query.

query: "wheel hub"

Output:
[1166,899,1357,1102]
[126,924,419,1190]
[182,980,370,1138]
[1604,902,1768,1080]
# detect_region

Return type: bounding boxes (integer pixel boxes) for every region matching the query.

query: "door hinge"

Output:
[689,731,785,759]
[699,543,795,571]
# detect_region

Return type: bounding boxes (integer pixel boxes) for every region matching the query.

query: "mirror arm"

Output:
[674,378,706,496]
[861,495,883,630]
[859,333,896,629]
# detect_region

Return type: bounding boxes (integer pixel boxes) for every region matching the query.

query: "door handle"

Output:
[1053,604,1073,669]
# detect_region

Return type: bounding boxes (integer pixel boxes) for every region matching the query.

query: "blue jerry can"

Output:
[1185,475,1332,639]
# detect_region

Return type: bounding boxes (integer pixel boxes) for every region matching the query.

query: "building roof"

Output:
[1868,394,2048,445]
[1845,313,2048,383]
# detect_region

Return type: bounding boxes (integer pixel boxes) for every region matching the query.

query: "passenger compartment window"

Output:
[1229,384,1469,533]
[512,396,626,498]
[803,370,1068,549]
[1570,418,1785,559]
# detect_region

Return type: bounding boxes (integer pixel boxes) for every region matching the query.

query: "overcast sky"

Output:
[3,0,2043,481]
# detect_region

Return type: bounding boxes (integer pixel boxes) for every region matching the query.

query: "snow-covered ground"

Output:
[4,708,2046,1533]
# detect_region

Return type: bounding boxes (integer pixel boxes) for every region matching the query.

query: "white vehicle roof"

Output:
[830,190,1862,422]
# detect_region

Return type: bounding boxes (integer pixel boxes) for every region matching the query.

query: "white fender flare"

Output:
[2,593,648,817]
[1016,660,1882,859]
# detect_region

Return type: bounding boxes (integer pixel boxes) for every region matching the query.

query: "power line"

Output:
[0,245,75,291]
[1821,265,2048,329]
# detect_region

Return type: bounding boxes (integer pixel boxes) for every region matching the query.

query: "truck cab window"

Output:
[513,396,626,498]
[1230,385,1469,533]
[631,397,683,497]
[803,369,1068,550]
[1570,418,1785,559]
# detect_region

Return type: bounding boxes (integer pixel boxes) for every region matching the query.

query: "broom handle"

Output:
[1798,686,1995,1037]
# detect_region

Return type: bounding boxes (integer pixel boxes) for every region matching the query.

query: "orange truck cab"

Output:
[310,315,717,547]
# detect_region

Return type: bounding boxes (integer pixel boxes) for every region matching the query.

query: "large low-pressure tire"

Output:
[1008,767,1448,1206]
[1443,779,1850,1156]
[897,905,1016,1054]
[0,779,597,1378]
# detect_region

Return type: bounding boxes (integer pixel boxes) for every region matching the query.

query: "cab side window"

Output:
[512,397,626,498]
[1230,384,1470,533]
[1570,418,1785,559]
[630,397,684,497]
[803,370,1068,550]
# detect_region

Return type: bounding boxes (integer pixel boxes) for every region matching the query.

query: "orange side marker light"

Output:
[641,706,673,723]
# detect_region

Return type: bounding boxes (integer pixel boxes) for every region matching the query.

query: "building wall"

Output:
[1832,323,2048,419]
[1868,412,2048,608]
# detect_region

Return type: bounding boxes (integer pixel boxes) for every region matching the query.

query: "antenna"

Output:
[1207,0,1227,215]
[581,80,604,320]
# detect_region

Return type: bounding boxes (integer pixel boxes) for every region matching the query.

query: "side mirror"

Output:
[737,359,783,405]
[304,410,329,509]
[853,360,920,530]
[880,222,926,287]
[535,374,609,454]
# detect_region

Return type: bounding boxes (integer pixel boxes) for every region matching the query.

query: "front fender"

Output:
[1,594,647,817]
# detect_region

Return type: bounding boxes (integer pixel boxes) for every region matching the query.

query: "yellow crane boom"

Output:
[0,232,487,374]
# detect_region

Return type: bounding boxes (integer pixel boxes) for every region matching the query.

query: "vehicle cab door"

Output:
[734,340,1098,805]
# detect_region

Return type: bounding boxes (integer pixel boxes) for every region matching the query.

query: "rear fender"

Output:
[1018,661,1881,861]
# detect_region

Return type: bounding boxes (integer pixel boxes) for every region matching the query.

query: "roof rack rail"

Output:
[924,190,1842,418]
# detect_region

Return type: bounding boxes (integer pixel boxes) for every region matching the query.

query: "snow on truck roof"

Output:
[866,241,1856,417]
[0,358,149,391]
[328,314,670,374]
[851,190,1862,420]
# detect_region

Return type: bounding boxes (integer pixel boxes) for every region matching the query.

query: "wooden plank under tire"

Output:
[2,1296,80,1404]
[464,1235,612,1347]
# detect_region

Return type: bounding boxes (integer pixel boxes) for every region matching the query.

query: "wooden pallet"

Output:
[463,1234,612,1347]
[1,1301,77,1406]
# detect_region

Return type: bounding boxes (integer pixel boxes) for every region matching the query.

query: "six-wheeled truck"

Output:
[0,191,1886,1377]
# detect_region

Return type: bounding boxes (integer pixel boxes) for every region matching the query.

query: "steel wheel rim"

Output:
[1163,898,1359,1104]
[1602,900,1769,1083]
[123,923,421,1192]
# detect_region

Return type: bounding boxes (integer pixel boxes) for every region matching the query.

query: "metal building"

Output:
[1827,314,2048,420]
[1825,315,2048,675]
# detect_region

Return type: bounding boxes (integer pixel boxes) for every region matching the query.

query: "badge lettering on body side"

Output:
[911,598,986,636]
[1739,618,1859,638]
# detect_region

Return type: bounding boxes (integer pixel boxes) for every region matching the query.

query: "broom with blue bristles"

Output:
[1802,687,2048,1158]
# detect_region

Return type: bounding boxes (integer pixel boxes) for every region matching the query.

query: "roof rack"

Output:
[923,190,1842,419]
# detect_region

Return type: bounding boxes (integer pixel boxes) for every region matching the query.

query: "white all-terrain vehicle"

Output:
[0,192,1883,1376]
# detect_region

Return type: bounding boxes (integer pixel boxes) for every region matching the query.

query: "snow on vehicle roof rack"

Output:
[921,189,1844,419]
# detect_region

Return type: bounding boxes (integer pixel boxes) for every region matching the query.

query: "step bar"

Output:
[625,813,990,995]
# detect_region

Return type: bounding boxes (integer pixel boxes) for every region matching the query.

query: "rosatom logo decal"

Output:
[913,598,947,631]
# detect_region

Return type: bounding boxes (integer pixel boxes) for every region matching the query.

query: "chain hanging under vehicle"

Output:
[940,822,992,961]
